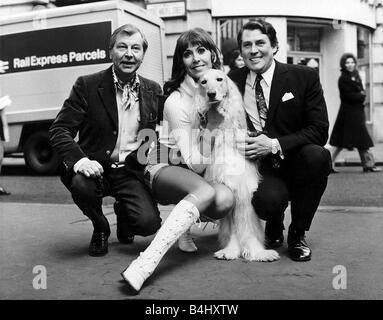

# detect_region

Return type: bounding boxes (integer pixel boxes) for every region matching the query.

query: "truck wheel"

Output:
[23,131,60,175]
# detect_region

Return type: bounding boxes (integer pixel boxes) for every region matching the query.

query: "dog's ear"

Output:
[191,88,206,128]
[227,76,242,102]
[223,77,247,129]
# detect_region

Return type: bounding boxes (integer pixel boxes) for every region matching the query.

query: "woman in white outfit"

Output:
[121,28,235,292]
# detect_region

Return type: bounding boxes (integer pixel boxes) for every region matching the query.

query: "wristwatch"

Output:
[271,139,279,155]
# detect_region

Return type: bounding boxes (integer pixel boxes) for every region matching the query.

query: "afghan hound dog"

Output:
[191,69,279,262]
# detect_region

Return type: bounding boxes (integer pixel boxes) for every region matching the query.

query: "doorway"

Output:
[287,52,323,80]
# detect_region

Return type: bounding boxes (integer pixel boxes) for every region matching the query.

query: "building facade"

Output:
[2,0,383,142]
[146,0,383,143]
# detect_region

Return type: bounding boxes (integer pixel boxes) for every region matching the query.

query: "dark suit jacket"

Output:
[49,66,161,172]
[228,61,329,155]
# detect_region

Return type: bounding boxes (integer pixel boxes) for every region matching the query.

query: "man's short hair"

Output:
[109,24,148,53]
[237,19,279,54]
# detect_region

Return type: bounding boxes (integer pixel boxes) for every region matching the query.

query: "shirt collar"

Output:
[112,66,140,92]
[249,59,276,88]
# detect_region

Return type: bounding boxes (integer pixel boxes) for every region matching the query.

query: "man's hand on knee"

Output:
[77,158,104,178]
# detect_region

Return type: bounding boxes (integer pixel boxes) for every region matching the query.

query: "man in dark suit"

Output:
[229,20,331,261]
[50,24,161,257]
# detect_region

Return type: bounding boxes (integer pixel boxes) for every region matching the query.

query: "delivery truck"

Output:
[0,0,165,174]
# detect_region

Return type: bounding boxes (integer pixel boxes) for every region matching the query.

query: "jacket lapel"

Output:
[265,61,288,129]
[138,76,154,131]
[98,66,118,128]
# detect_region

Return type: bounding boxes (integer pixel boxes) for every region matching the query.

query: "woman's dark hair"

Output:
[237,19,279,55]
[340,52,357,72]
[340,52,362,82]
[163,28,222,95]
[228,49,242,70]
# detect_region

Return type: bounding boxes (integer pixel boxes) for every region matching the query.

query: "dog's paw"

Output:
[214,248,241,260]
[243,249,280,262]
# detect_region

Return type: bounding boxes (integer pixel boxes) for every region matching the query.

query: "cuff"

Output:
[275,139,284,159]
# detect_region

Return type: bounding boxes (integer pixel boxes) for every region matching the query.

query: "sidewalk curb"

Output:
[334,161,383,167]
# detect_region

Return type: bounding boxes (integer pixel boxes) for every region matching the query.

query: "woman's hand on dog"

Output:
[237,134,273,159]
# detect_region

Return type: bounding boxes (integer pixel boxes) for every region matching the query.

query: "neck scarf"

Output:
[112,67,140,109]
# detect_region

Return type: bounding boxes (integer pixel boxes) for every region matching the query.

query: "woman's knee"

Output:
[209,185,235,219]
[189,183,216,213]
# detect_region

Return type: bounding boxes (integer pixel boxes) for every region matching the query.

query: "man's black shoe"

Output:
[363,166,382,173]
[265,234,284,249]
[116,219,134,244]
[287,226,311,262]
[117,231,134,244]
[89,231,109,257]
[265,220,284,249]
[0,187,11,195]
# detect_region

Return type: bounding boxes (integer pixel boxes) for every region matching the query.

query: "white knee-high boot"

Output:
[121,199,200,292]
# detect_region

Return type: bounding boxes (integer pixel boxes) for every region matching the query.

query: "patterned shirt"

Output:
[111,67,141,164]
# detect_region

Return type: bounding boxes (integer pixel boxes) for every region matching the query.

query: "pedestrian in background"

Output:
[329,53,381,173]
[0,95,11,196]
[228,49,245,74]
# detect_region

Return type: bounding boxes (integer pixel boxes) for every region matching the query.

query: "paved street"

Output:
[1,203,382,300]
[1,145,383,301]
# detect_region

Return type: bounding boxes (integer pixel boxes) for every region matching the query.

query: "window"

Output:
[287,26,321,52]
[218,18,245,65]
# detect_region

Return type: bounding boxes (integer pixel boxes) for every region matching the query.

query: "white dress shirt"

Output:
[243,59,275,132]
[242,60,283,156]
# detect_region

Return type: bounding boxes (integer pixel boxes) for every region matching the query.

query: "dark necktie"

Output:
[255,74,268,130]
[255,75,280,169]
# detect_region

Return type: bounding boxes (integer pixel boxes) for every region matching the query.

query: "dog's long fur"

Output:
[192,69,279,262]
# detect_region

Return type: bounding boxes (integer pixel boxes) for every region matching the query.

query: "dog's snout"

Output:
[207,91,216,99]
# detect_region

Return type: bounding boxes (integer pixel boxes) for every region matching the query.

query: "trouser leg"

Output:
[331,147,342,167]
[0,141,3,174]
[67,174,110,234]
[358,149,375,169]
[287,144,331,231]
[251,170,289,224]
[108,168,161,237]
